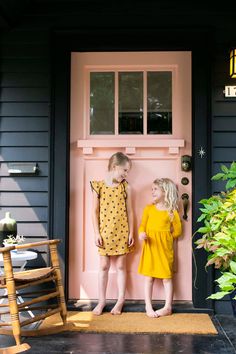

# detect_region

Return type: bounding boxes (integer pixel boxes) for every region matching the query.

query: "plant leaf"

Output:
[199,198,211,204]
[220,285,235,292]
[197,226,211,234]
[221,165,229,173]
[212,173,225,181]
[226,179,236,190]
[230,260,236,274]
[197,213,207,222]
[207,291,229,300]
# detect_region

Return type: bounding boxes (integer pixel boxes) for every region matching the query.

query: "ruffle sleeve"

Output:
[121,180,128,199]
[90,180,101,197]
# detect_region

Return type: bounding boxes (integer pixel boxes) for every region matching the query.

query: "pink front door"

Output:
[69,52,192,301]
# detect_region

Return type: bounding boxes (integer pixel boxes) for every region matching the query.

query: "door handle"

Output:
[181,193,189,220]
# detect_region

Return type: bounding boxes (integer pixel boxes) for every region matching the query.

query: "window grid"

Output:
[88,69,172,137]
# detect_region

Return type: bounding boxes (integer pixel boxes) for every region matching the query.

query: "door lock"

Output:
[181,155,192,172]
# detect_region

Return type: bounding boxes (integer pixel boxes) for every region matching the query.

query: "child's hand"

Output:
[128,234,134,247]
[139,232,148,241]
[94,234,103,248]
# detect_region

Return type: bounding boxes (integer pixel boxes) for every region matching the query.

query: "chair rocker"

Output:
[0,239,69,353]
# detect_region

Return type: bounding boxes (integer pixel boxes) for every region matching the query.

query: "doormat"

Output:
[39,311,218,335]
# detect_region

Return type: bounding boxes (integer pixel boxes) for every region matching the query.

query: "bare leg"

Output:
[156,278,173,317]
[111,254,127,315]
[93,255,110,315]
[144,276,158,317]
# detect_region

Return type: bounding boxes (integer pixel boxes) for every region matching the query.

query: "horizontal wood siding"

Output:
[0,117,49,131]
[211,48,236,310]
[0,192,48,206]
[1,178,48,191]
[0,147,48,161]
[212,49,236,192]
[0,28,50,265]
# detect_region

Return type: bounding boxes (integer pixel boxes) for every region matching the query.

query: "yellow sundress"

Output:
[138,204,182,279]
[90,180,132,256]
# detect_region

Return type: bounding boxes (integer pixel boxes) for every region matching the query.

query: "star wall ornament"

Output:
[198,146,206,158]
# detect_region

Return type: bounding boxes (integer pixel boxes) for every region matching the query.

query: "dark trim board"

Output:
[51,28,213,309]
[49,45,71,295]
[191,47,213,309]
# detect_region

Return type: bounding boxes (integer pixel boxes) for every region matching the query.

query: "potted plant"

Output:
[0,212,17,246]
[3,234,25,252]
[195,161,236,314]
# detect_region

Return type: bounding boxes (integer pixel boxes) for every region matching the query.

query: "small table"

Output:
[0,250,38,317]
[0,250,38,271]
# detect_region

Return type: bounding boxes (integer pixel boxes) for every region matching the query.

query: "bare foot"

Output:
[110,300,124,315]
[146,307,159,318]
[92,301,106,316]
[155,306,172,317]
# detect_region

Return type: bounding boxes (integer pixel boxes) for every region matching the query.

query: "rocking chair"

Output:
[0,239,68,353]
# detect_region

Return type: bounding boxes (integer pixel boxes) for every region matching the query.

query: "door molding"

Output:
[77,139,185,155]
[51,28,213,308]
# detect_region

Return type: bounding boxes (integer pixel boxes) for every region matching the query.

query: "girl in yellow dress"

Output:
[91,152,134,315]
[138,178,182,318]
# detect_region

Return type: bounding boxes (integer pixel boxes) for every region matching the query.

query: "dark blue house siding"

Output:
[211,47,236,314]
[212,49,236,190]
[0,28,50,262]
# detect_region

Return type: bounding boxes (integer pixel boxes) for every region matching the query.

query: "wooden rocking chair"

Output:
[0,239,68,353]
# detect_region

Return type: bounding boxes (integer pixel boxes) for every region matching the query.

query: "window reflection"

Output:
[90,72,115,135]
[119,72,143,134]
[147,72,172,134]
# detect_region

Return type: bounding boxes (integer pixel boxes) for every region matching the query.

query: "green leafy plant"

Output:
[195,161,236,300]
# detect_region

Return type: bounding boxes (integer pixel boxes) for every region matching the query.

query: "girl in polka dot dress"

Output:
[91,152,134,315]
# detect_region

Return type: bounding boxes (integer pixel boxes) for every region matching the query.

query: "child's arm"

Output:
[172,210,182,238]
[126,184,134,247]
[91,190,103,248]
[138,206,149,241]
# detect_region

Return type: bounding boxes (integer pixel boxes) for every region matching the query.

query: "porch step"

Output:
[67,300,214,315]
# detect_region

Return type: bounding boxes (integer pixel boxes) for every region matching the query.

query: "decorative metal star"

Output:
[198,146,206,158]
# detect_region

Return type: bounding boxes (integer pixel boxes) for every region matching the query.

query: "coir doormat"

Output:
[39,311,218,335]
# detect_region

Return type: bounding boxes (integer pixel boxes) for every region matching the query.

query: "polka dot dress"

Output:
[90,180,131,256]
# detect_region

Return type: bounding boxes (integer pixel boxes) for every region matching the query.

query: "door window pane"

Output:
[147,72,172,134]
[90,72,115,135]
[119,72,143,134]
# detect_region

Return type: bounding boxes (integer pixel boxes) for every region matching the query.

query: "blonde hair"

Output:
[108,152,132,171]
[153,178,179,213]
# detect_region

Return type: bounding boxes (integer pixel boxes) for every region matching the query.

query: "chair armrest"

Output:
[0,245,16,253]
[15,239,61,250]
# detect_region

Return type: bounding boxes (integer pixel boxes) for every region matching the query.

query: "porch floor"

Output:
[0,314,236,353]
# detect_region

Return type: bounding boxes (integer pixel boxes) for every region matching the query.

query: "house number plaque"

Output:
[224,86,236,97]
